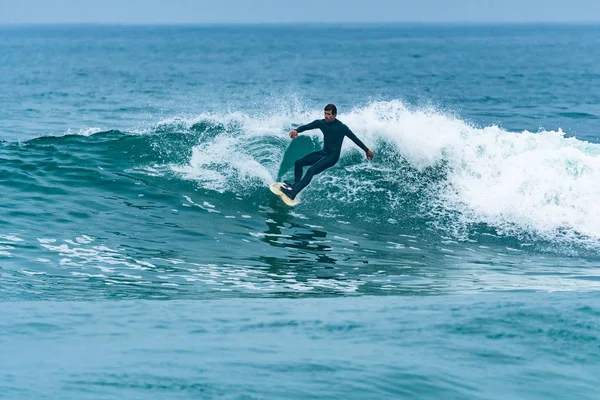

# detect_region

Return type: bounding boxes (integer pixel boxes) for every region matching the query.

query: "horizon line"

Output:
[2,20,600,27]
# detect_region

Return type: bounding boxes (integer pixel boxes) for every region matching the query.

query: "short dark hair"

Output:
[324,104,337,115]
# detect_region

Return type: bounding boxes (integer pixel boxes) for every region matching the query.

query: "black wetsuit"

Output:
[285,119,369,199]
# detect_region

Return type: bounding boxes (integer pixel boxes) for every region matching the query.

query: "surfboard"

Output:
[270,182,298,206]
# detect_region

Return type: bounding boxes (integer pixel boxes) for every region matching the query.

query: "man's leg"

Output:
[285,154,339,199]
[294,151,324,185]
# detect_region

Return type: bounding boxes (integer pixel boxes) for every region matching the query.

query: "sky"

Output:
[1,0,600,24]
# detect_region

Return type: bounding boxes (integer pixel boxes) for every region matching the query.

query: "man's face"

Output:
[324,110,336,123]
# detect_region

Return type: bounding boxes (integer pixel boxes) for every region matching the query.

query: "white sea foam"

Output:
[344,101,600,245]
[65,127,103,137]
[0,234,24,242]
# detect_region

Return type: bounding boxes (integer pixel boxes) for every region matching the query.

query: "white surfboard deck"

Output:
[269,182,298,207]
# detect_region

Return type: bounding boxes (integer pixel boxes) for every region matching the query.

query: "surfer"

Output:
[280,104,374,201]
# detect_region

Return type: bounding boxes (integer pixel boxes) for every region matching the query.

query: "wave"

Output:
[8,100,600,249]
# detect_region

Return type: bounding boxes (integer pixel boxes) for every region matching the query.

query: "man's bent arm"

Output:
[345,128,369,153]
[296,120,320,133]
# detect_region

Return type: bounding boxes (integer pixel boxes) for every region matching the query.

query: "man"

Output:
[280,104,374,201]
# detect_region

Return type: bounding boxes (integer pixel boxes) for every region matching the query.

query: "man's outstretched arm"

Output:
[289,120,320,138]
[346,128,374,159]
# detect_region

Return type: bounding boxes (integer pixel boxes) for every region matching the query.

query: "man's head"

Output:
[324,104,337,123]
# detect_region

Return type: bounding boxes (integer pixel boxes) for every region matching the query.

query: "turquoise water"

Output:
[1,24,600,398]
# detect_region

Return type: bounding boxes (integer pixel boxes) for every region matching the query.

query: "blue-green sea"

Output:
[1,24,600,399]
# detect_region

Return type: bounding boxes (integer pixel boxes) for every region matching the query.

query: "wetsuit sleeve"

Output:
[345,127,369,153]
[296,119,321,133]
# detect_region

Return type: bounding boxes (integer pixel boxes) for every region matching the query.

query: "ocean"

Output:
[1,23,599,399]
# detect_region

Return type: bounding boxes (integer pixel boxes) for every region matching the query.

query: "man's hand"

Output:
[366,149,374,160]
[289,130,298,139]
